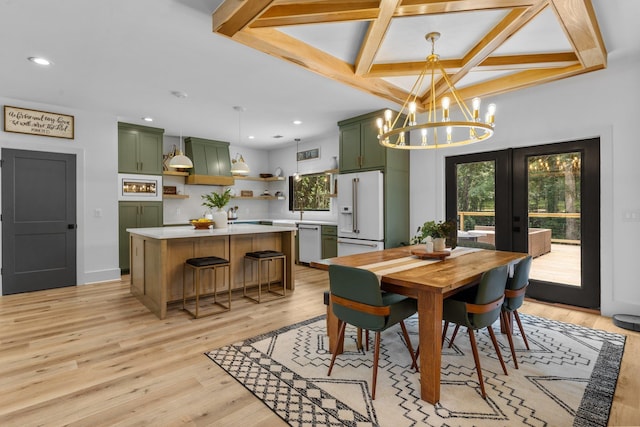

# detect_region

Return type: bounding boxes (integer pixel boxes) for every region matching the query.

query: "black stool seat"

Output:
[186,256,229,267]
[245,250,284,258]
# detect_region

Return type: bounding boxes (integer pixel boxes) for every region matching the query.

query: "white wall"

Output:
[0,97,120,293]
[267,132,340,222]
[410,54,640,316]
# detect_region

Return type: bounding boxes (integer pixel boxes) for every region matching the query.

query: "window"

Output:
[289,173,331,211]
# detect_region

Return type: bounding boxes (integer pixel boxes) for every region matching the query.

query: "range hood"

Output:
[184,137,235,186]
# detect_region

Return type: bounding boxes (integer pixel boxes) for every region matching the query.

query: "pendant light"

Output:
[292,138,301,181]
[230,106,250,176]
[169,131,193,168]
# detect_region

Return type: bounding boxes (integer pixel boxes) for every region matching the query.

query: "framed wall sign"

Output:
[3,105,75,139]
[297,147,320,161]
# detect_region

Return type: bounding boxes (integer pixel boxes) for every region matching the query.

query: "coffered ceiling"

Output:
[212,0,606,110]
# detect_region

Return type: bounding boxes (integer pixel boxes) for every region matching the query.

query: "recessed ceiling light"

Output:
[28,56,52,66]
[248,135,255,139]
[171,90,188,99]
[293,120,302,125]
[142,117,153,122]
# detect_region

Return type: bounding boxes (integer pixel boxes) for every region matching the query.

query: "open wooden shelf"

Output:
[233,175,286,182]
[163,194,189,199]
[231,195,285,200]
[163,170,189,176]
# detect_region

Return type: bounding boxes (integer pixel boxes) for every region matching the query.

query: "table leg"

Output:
[418,291,443,404]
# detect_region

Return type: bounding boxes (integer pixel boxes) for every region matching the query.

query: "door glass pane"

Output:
[527,152,581,286]
[456,161,496,249]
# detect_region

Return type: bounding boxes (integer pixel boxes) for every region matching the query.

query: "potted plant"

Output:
[201,188,231,229]
[411,220,457,251]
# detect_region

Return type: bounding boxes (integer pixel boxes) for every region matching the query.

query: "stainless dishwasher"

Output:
[297,223,322,263]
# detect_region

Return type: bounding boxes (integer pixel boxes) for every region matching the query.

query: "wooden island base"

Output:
[128,224,295,319]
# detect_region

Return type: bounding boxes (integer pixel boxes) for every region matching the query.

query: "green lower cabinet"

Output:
[321,225,337,259]
[119,201,163,272]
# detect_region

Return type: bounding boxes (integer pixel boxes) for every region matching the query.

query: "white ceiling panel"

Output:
[377,10,510,63]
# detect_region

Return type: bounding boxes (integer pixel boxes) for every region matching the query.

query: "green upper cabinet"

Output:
[118,122,164,175]
[338,110,389,173]
[184,137,231,176]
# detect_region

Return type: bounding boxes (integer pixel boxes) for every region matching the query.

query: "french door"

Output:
[445,138,600,309]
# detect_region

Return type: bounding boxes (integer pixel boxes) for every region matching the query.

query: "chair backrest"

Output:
[328,264,386,330]
[469,264,509,329]
[504,255,532,311]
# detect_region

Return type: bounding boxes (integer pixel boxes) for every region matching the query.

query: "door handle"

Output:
[67,224,77,229]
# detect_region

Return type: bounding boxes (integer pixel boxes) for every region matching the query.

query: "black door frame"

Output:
[445,138,600,309]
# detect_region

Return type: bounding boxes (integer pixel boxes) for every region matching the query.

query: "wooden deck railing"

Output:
[457,211,581,245]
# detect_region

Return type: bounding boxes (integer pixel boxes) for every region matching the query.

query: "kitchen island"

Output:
[127,223,295,319]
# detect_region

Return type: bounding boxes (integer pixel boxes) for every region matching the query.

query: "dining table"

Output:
[311,244,526,404]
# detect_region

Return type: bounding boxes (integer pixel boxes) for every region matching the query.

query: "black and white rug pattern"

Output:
[206,314,625,427]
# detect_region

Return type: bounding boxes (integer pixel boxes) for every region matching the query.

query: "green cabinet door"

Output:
[118,122,164,174]
[137,133,163,174]
[184,137,231,176]
[118,129,139,174]
[321,225,337,259]
[118,201,163,272]
[339,122,362,173]
[360,117,386,170]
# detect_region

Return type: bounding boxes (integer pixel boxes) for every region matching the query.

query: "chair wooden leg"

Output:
[501,312,519,369]
[448,324,461,348]
[399,320,418,372]
[513,310,530,350]
[487,325,508,375]
[328,322,347,376]
[467,328,487,399]
[372,331,382,400]
[441,321,450,346]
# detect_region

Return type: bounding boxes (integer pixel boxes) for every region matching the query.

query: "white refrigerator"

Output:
[337,170,385,256]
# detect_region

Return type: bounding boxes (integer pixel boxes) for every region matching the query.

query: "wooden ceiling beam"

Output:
[355,0,403,76]
[232,27,411,106]
[213,0,275,37]
[251,1,380,27]
[548,0,606,68]
[454,63,589,100]
[366,52,577,77]
[395,0,537,16]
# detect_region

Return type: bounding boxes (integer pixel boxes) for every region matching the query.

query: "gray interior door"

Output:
[2,148,77,295]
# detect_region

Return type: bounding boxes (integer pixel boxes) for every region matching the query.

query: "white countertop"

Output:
[127,223,295,240]
[163,218,337,227]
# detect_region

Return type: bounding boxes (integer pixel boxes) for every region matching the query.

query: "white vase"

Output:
[433,237,446,251]
[212,209,228,229]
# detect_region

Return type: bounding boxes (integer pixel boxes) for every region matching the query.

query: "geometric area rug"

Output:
[206,314,625,427]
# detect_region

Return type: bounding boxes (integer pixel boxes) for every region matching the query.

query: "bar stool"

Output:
[243,250,286,303]
[182,256,231,318]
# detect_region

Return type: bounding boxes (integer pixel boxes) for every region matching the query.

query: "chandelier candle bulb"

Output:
[446,126,452,143]
[472,97,481,121]
[441,97,450,122]
[421,128,428,145]
[487,103,496,126]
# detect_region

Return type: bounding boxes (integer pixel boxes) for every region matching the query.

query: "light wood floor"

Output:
[1,265,638,426]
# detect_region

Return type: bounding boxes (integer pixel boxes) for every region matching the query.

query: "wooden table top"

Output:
[312,245,527,296]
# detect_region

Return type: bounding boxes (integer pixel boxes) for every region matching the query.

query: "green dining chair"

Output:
[442,264,509,399]
[501,255,533,369]
[327,264,418,400]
